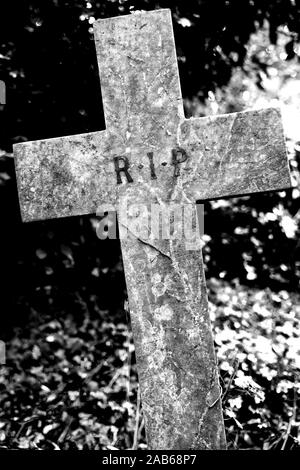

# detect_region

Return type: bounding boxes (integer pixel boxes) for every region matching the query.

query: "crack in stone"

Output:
[120,222,172,260]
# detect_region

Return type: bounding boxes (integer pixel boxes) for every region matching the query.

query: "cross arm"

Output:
[13,131,124,222]
[178,107,291,202]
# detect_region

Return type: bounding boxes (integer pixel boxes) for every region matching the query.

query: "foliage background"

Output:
[0,0,299,450]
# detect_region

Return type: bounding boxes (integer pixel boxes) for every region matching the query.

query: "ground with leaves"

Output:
[0,280,299,450]
[212,281,300,450]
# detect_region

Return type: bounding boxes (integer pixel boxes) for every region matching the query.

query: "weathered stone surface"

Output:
[179,107,290,202]
[14,105,290,222]
[14,131,118,222]
[94,9,184,149]
[119,204,225,449]
[13,8,291,450]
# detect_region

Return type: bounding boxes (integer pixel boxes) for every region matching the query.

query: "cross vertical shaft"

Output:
[94,10,184,146]
[93,10,226,449]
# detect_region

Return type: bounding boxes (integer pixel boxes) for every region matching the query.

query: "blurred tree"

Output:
[0,0,300,148]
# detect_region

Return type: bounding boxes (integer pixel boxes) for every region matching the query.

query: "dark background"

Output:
[0,0,299,450]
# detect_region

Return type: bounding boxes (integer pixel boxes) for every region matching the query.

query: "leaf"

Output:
[32,345,41,360]
[43,423,59,435]
[36,249,47,260]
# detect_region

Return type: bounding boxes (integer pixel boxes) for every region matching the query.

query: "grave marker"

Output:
[13,9,291,449]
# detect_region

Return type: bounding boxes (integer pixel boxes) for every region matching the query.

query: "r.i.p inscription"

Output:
[14,9,291,450]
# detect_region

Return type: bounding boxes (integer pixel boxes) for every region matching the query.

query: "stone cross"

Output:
[13,9,290,450]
